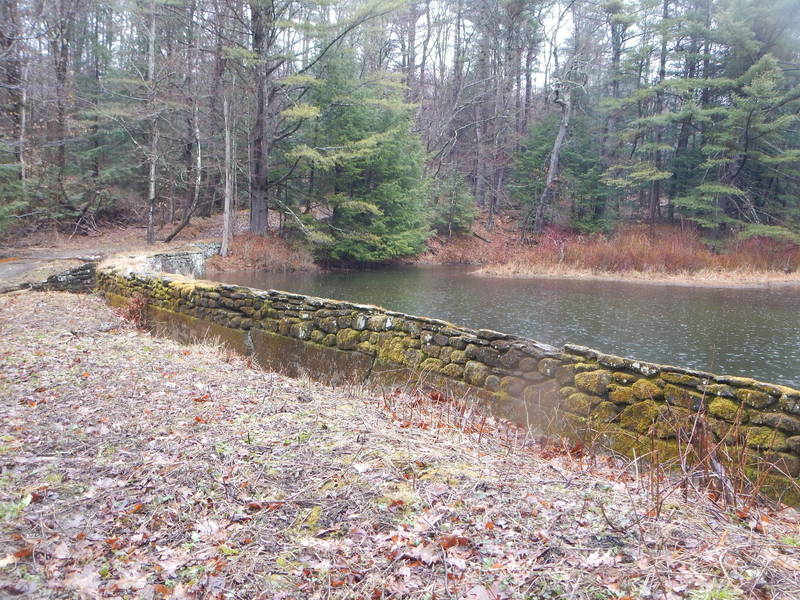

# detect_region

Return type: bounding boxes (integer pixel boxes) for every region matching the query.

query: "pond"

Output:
[212,266,800,388]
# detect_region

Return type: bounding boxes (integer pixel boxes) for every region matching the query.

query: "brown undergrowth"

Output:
[476,225,800,284]
[206,233,317,273]
[2,292,800,599]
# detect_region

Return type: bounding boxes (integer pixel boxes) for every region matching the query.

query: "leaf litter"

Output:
[1,291,799,599]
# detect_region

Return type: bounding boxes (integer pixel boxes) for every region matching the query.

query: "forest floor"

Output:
[2,291,800,599]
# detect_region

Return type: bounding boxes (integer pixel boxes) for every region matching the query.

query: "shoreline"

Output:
[470,265,800,289]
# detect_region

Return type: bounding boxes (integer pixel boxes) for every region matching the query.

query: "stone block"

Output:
[574,370,613,396]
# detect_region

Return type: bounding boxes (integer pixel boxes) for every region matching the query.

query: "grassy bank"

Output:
[2,291,800,599]
[451,224,800,286]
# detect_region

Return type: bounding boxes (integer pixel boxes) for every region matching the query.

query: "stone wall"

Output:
[95,257,800,504]
[34,262,96,293]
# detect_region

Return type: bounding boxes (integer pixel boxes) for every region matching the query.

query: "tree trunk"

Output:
[534,93,571,233]
[221,95,234,256]
[146,0,158,244]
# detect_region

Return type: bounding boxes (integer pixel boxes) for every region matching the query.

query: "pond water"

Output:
[212,266,800,388]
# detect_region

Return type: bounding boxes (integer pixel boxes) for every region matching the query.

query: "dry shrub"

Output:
[117,292,149,330]
[490,224,800,276]
[206,233,317,272]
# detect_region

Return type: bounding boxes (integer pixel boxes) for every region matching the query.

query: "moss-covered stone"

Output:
[735,388,775,409]
[743,426,788,451]
[632,378,663,401]
[366,315,388,331]
[450,350,468,364]
[484,375,501,392]
[404,348,423,367]
[708,397,747,423]
[310,330,325,344]
[612,372,639,385]
[336,328,361,350]
[538,358,562,377]
[559,386,577,397]
[574,370,613,396]
[779,393,800,415]
[463,361,490,386]
[608,384,635,405]
[663,384,704,411]
[500,376,526,396]
[591,401,621,424]
[289,322,314,340]
[749,413,800,435]
[518,357,538,372]
[419,357,444,372]
[323,333,337,347]
[441,363,464,379]
[698,383,736,398]
[761,452,800,477]
[661,371,705,387]
[619,400,661,434]
[563,392,603,417]
[787,436,800,454]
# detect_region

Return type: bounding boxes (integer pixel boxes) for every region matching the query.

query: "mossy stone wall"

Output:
[96,260,800,505]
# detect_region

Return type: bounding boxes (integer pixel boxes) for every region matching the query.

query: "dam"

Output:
[94,246,800,504]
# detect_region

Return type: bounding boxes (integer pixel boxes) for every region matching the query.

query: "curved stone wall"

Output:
[96,253,800,504]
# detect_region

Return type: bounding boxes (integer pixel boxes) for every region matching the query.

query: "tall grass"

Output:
[487,225,800,278]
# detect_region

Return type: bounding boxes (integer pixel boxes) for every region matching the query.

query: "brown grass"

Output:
[206,233,317,273]
[476,225,800,285]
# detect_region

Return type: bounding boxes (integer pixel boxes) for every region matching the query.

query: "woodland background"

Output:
[1,0,799,264]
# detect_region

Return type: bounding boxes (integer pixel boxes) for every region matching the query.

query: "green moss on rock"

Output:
[336,328,361,350]
[463,361,490,386]
[563,392,603,417]
[574,370,613,396]
[632,379,663,401]
[619,400,661,434]
[663,384,704,411]
[736,388,775,409]
[608,385,635,405]
[441,363,464,379]
[744,426,788,451]
[708,397,747,423]
[749,413,800,435]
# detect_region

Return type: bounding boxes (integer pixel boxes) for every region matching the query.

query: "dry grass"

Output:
[206,233,317,273]
[477,225,800,286]
[2,291,800,599]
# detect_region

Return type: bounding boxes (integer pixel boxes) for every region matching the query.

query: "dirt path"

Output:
[2,291,800,599]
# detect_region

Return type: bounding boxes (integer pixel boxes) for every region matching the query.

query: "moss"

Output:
[788,436,800,454]
[708,397,747,423]
[632,378,663,401]
[559,386,577,397]
[780,393,800,415]
[419,358,444,372]
[563,392,603,417]
[619,400,661,435]
[663,384,705,411]
[736,388,775,409]
[357,341,376,355]
[591,401,621,424]
[484,375,501,392]
[441,363,463,379]
[500,376,526,396]
[608,384,635,405]
[743,426,788,451]
[538,358,562,377]
[749,412,800,435]
[661,372,704,387]
[377,336,408,365]
[336,328,361,350]
[612,372,638,385]
[518,357,538,372]
[698,383,736,399]
[574,370,612,396]
[450,350,468,365]
[463,361,490,386]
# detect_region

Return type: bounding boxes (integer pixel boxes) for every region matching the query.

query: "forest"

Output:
[1,0,800,265]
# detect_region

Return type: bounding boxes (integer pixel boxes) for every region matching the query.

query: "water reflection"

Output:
[212,266,800,387]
